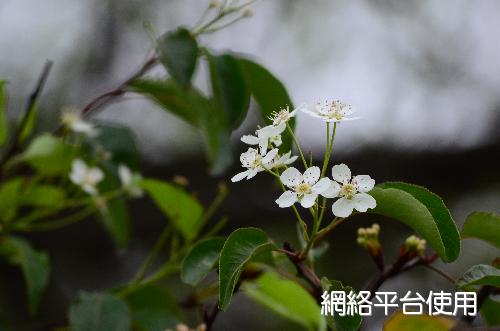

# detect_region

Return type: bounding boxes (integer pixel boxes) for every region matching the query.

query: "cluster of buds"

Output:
[403,235,426,257]
[357,224,383,270]
[170,323,207,331]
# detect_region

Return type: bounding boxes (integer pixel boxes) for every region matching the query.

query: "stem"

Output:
[423,263,455,284]
[312,217,344,246]
[287,124,308,169]
[132,225,171,283]
[16,207,95,232]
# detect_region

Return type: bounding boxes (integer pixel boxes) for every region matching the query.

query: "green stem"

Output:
[287,124,308,169]
[15,207,95,232]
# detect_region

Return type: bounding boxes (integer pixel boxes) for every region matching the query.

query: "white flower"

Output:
[231,147,278,182]
[118,164,143,198]
[241,123,285,154]
[276,166,331,208]
[269,151,298,169]
[61,109,99,137]
[324,163,376,217]
[269,106,298,126]
[69,159,104,195]
[301,100,359,122]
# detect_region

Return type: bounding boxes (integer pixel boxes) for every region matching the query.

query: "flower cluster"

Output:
[61,108,99,137]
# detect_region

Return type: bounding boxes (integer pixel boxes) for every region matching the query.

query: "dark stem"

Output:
[204,301,220,331]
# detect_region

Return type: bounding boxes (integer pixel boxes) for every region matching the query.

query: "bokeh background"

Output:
[1,0,500,330]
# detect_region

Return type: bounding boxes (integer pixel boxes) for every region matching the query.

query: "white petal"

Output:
[259,140,268,155]
[118,164,132,185]
[262,148,278,164]
[353,193,376,212]
[88,168,104,183]
[231,170,250,182]
[82,184,97,195]
[322,181,341,198]
[353,175,375,193]
[332,164,351,183]
[303,166,320,185]
[312,177,331,194]
[70,159,86,183]
[241,135,259,145]
[300,103,319,116]
[280,167,302,188]
[276,191,298,208]
[332,197,355,217]
[246,169,259,180]
[300,193,317,208]
[285,155,298,165]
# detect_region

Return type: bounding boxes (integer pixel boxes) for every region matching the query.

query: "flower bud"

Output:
[243,7,253,18]
[209,0,221,9]
[404,235,426,256]
[356,223,381,251]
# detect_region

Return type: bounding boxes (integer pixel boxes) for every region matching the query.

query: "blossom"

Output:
[61,109,99,137]
[231,147,278,182]
[301,100,359,122]
[269,151,298,169]
[118,164,143,197]
[276,166,331,208]
[269,105,298,126]
[241,123,285,154]
[69,159,104,195]
[324,163,376,217]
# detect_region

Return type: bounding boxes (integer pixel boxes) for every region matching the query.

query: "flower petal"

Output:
[353,175,375,192]
[332,197,355,217]
[300,193,317,208]
[246,169,259,180]
[322,181,341,198]
[280,167,302,188]
[300,103,319,117]
[241,135,259,145]
[231,170,250,182]
[88,168,104,183]
[118,164,132,186]
[303,166,320,185]
[285,155,298,165]
[353,193,376,212]
[276,191,298,208]
[262,148,278,164]
[332,163,351,183]
[312,177,331,194]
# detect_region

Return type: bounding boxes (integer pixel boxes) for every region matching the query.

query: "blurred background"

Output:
[1,0,500,330]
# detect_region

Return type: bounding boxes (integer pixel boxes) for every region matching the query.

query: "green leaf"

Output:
[181,237,225,286]
[22,134,77,175]
[0,236,50,315]
[218,227,274,311]
[456,264,500,289]
[69,292,131,331]
[124,285,182,331]
[0,178,22,223]
[462,212,500,248]
[369,183,460,262]
[243,272,326,331]
[20,184,65,208]
[18,104,37,144]
[384,310,455,331]
[481,295,500,326]
[0,80,8,147]
[157,28,198,88]
[141,179,204,241]
[208,53,250,129]
[320,278,361,331]
[93,123,139,169]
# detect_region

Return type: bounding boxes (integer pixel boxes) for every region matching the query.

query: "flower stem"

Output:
[287,124,308,169]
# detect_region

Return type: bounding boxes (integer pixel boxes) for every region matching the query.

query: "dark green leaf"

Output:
[384,310,455,331]
[181,237,225,286]
[0,178,22,223]
[369,183,460,262]
[124,285,182,331]
[20,184,66,208]
[157,28,198,88]
[244,272,326,331]
[456,264,500,289]
[321,278,362,331]
[0,80,8,146]
[18,104,37,144]
[462,212,500,249]
[208,53,250,129]
[69,292,131,331]
[481,295,500,326]
[141,179,203,241]
[22,134,78,175]
[93,123,139,169]
[0,236,50,315]
[218,227,274,311]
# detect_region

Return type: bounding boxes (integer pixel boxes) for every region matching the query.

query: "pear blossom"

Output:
[269,151,298,169]
[231,147,278,182]
[118,164,143,197]
[269,105,298,126]
[301,100,359,122]
[324,163,376,217]
[276,166,331,208]
[61,109,99,137]
[69,159,104,195]
[241,123,285,154]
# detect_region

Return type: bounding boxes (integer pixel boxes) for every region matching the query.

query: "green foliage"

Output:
[369,182,460,262]
[218,227,275,311]
[157,28,198,88]
[141,179,204,241]
[18,104,38,144]
[20,183,66,208]
[481,295,500,326]
[22,133,77,175]
[384,310,455,331]
[69,292,131,331]
[124,285,183,331]
[461,212,500,248]
[456,264,500,289]
[181,237,225,286]
[320,278,361,331]
[243,272,326,331]
[208,53,250,129]
[0,178,23,223]
[0,80,8,147]
[93,123,140,169]
[0,236,49,315]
